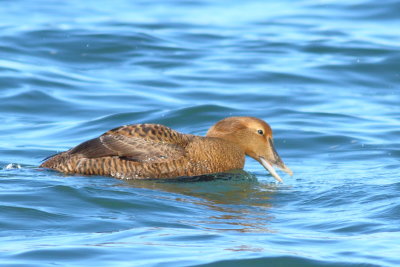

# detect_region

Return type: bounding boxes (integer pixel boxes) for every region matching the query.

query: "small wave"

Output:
[3,163,21,170]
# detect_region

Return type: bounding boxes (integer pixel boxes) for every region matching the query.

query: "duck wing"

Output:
[69,124,191,163]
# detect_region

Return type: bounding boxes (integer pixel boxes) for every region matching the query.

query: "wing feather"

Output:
[69,125,188,163]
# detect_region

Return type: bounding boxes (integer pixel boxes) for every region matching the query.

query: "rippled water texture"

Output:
[1,0,400,266]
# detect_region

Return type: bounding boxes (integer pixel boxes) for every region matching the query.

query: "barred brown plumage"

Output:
[40,117,292,182]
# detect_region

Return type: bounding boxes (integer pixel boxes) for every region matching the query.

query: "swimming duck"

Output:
[40,116,292,182]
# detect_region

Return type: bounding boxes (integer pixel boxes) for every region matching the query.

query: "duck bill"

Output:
[259,138,293,183]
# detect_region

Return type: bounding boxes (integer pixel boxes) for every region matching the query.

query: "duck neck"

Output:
[206,132,245,154]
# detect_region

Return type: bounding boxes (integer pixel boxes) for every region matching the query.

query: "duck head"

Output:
[206,116,292,182]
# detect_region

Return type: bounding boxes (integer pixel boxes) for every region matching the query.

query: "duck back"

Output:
[40,123,245,179]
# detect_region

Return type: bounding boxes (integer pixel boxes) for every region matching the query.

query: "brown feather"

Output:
[40,117,291,181]
[70,125,188,163]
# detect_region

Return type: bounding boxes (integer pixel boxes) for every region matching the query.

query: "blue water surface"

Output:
[1,0,400,266]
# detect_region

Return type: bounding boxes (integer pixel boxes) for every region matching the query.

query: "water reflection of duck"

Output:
[41,116,292,182]
[124,173,278,233]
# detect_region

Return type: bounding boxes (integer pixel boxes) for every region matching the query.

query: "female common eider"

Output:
[40,117,292,182]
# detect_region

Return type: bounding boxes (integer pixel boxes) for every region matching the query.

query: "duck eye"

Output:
[257,129,264,135]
